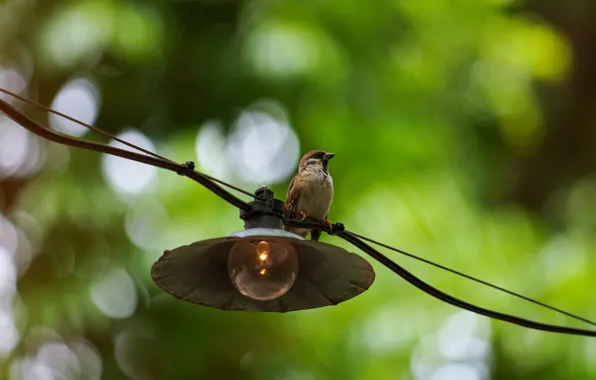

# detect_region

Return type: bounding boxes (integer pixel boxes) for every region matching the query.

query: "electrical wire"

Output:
[348,231,596,327]
[0,88,176,163]
[1,88,595,337]
[0,88,258,200]
[287,219,596,328]
[0,96,250,210]
[339,231,596,337]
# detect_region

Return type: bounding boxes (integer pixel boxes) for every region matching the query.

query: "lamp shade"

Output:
[151,229,375,312]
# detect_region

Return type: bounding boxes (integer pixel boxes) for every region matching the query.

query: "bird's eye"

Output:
[307,159,318,165]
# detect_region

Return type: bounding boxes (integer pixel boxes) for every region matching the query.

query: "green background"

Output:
[1,0,596,379]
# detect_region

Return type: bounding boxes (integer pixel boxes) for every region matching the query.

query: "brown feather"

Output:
[285,175,302,221]
[299,150,326,167]
[285,150,335,239]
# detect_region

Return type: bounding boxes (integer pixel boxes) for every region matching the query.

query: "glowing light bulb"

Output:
[256,241,270,255]
[228,239,299,301]
[257,241,270,261]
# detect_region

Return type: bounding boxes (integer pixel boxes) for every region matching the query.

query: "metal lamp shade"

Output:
[151,231,375,312]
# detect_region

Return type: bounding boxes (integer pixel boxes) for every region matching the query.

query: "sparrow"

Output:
[284,150,335,241]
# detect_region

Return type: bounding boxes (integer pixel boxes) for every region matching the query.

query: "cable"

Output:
[0,88,176,164]
[339,231,596,337]
[0,96,251,210]
[0,88,257,200]
[284,218,596,333]
[348,231,596,327]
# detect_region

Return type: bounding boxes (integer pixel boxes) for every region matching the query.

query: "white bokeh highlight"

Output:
[0,66,28,102]
[195,120,230,180]
[114,328,154,380]
[69,341,102,380]
[226,109,299,184]
[362,306,414,352]
[10,357,53,380]
[0,117,31,178]
[125,199,170,253]
[0,247,17,299]
[0,214,19,254]
[245,23,320,78]
[90,267,137,319]
[101,130,158,196]
[411,311,492,380]
[430,363,487,380]
[41,6,109,70]
[37,342,81,379]
[437,311,491,362]
[0,212,19,358]
[9,339,101,380]
[50,78,101,137]
[0,308,19,357]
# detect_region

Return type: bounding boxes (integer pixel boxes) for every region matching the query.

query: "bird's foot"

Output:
[299,211,308,221]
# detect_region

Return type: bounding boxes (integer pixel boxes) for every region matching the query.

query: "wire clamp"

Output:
[177,161,196,176]
[329,222,345,235]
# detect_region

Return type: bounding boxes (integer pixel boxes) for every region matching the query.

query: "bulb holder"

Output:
[151,186,375,312]
[239,185,286,230]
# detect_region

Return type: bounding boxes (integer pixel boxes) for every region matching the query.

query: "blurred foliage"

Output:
[1,0,596,379]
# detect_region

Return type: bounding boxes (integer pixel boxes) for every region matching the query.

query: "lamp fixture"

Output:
[151,186,374,311]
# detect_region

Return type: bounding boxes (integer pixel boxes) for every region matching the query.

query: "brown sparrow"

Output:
[285,150,335,241]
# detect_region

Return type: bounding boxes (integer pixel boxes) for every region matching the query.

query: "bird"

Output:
[285,150,335,241]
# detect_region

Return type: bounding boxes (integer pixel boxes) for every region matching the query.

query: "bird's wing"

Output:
[285,175,302,220]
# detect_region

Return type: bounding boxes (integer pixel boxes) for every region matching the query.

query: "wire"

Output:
[2,86,596,337]
[348,231,596,327]
[0,88,258,200]
[0,95,251,210]
[0,88,176,163]
[284,218,596,334]
[340,231,596,337]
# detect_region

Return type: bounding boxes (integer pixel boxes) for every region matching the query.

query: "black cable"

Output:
[348,231,596,327]
[285,218,596,330]
[0,97,251,211]
[0,88,176,163]
[0,88,259,200]
[339,231,596,337]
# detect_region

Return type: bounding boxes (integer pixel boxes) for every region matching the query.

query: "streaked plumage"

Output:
[285,150,335,241]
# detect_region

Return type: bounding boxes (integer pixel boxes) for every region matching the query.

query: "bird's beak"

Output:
[323,153,335,161]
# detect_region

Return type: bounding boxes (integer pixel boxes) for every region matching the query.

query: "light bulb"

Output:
[228,239,299,301]
[257,241,269,262]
